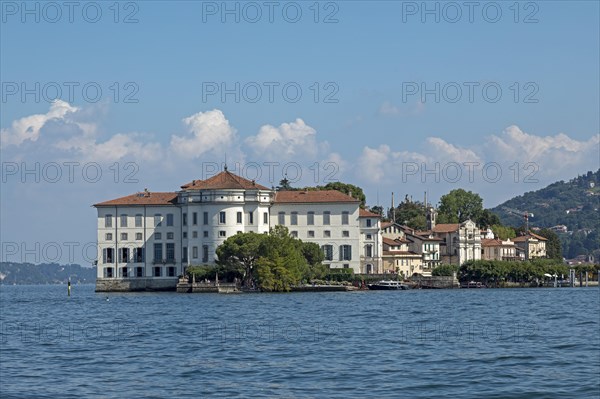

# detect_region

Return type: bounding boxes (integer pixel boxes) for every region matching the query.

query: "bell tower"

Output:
[426,206,437,230]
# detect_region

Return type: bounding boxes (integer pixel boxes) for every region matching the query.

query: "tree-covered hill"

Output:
[0,262,96,285]
[490,169,599,258]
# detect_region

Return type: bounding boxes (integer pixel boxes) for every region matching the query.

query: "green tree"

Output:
[301,241,327,280]
[255,225,308,290]
[255,256,297,292]
[391,199,427,229]
[432,264,459,276]
[370,206,384,216]
[478,209,501,228]
[438,189,484,224]
[537,228,562,260]
[277,177,292,191]
[216,232,266,287]
[301,241,323,266]
[491,224,516,240]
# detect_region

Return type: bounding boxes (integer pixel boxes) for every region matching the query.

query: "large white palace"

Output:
[94,169,383,291]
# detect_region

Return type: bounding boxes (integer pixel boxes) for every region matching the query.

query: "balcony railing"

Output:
[153,259,176,265]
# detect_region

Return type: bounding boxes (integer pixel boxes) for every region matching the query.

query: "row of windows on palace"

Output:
[103,265,177,279]
[103,228,374,242]
[101,243,356,267]
[103,244,360,278]
[103,211,374,228]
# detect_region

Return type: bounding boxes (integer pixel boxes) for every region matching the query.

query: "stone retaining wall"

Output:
[410,275,460,289]
[96,278,178,292]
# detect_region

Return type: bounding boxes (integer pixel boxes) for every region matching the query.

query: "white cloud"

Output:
[2,101,164,163]
[357,144,428,183]
[323,152,348,176]
[56,132,163,163]
[1,100,78,147]
[356,126,599,208]
[485,125,600,178]
[245,118,320,159]
[426,137,482,164]
[170,109,238,159]
[5,102,596,200]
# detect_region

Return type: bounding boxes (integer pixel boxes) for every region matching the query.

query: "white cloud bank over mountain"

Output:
[3,101,598,198]
[357,127,599,185]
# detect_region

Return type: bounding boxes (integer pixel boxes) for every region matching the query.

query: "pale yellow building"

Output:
[381,237,423,277]
[481,238,517,261]
[513,233,547,260]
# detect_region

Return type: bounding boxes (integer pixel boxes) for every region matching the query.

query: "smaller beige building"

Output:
[382,237,423,277]
[512,233,547,260]
[481,238,517,261]
[380,222,441,275]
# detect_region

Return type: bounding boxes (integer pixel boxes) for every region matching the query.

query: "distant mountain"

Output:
[490,169,599,258]
[0,262,96,285]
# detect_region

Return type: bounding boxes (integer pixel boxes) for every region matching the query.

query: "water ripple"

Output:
[1,285,598,398]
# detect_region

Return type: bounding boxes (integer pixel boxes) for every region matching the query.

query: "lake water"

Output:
[1,285,599,398]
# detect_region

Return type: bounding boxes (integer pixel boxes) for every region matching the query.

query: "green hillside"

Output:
[490,170,599,259]
[0,262,96,285]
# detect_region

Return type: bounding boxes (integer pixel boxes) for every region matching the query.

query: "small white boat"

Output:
[367,280,409,290]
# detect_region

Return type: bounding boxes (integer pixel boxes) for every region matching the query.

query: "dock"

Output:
[176,275,241,293]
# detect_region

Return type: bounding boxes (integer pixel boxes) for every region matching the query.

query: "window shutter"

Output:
[103,248,107,264]
[339,246,343,261]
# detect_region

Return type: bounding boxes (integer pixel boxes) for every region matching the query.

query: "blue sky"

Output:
[1,1,599,265]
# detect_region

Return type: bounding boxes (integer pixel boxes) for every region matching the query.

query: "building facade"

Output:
[433,220,482,265]
[380,222,441,275]
[481,238,517,261]
[512,233,547,260]
[94,170,381,291]
[382,237,423,277]
[358,208,384,274]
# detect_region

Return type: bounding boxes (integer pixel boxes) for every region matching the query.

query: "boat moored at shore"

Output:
[367,280,409,290]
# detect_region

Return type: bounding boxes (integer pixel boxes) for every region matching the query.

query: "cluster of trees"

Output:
[431,264,460,276]
[387,197,427,229]
[211,226,327,292]
[409,259,597,285]
[385,189,501,230]
[457,259,583,286]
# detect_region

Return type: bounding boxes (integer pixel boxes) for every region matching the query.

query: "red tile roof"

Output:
[181,171,269,191]
[381,221,394,229]
[359,208,381,218]
[482,238,515,247]
[407,233,443,242]
[529,232,548,241]
[432,223,460,233]
[513,233,547,242]
[94,192,178,207]
[383,237,409,246]
[273,190,360,204]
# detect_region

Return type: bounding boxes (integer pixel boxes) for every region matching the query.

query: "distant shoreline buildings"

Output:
[94,169,547,291]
